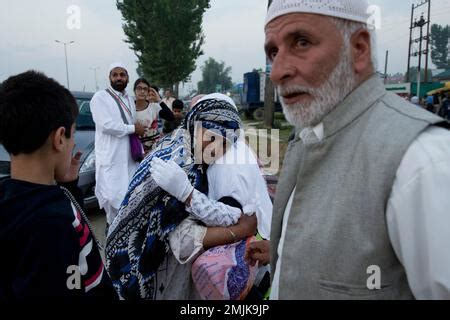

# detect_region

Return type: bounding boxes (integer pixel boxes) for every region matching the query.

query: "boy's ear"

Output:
[52,127,67,152]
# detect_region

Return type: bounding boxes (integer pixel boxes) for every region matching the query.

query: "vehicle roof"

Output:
[72,91,95,99]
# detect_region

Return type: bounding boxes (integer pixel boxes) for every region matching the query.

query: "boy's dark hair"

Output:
[133,78,150,91]
[0,70,79,155]
[172,99,184,110]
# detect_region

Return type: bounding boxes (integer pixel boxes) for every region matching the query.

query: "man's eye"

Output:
[267,49,278,62]
[296,38,311,48]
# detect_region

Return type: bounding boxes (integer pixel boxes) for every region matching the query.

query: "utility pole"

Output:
[406,0,431,95]
[263,0,275,128]
[384,50,389,84]
[55,40,75,89]
[406,4,414,82]
[416,14,427,97]
[424,0,431,82]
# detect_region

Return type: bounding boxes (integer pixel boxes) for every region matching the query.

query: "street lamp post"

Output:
[263,0,275,128]
[55,40,75,89]
[90,67,100,91]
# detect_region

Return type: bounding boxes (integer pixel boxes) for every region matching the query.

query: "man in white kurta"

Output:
[90,63,144,225]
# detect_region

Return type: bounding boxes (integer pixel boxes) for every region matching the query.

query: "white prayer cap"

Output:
[411,96,420,104]
[108,62,128,74]
[265,0,371,27]
[196,93,237,110]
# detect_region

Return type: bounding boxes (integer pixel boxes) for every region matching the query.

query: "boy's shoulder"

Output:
[0,180,75,237]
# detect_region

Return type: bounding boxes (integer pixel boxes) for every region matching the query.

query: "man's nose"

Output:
[270,51,296,86]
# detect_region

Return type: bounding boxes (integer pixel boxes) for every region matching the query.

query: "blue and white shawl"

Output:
[105,98,242,299]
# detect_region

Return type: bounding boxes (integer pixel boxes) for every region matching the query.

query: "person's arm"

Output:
[162,120,173,134]
[387,127,450,299]
[202,213,257,249]
[90,93,135,138]
[159,101,175,121]
[169,209,257,264]
[185,189,243,227]
[151,159,244,227]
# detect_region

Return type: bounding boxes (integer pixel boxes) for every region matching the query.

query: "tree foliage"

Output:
[430,24,450,69]
[197,57,233,94]
[406,67,431,82]
[117,0,210,89]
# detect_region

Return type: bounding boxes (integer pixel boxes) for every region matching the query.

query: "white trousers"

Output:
[103,203,119,225]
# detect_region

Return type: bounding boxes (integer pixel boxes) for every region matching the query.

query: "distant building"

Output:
[385,73,406,84]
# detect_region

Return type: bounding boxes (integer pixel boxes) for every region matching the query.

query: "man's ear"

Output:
[52,127,67,152]
[350,28,372,75]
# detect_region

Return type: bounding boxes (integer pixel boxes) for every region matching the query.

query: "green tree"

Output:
[430,24,450,69]
[405,67,432,82]
[197,57,233,94]
[117,0,210,96]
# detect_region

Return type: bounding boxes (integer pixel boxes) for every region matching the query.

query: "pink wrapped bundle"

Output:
[192,237,258,300]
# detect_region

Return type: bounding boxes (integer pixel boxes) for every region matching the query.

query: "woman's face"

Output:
[194,126,231,165]
[135,83,149,101]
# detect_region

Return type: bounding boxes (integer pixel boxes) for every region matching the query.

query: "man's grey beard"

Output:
[277,49,356,129]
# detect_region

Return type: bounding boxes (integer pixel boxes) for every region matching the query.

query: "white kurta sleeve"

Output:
[387,127,450,299]
[206,141,273,238]
[187,189,242,227]
[169,216,207,264]
[90,93,135,138]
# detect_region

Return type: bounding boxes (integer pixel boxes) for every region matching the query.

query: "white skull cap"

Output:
[265,0,371,27]
[109,62,128,74]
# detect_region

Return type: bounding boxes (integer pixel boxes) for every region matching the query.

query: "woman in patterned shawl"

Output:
[105,95,257,299]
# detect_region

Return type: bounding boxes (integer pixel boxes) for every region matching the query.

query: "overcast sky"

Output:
[1,0,449,96]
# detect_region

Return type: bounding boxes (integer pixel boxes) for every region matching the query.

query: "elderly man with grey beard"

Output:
[265,0,450,300]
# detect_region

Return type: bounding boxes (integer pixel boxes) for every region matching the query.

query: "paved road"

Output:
[87,209,107,249]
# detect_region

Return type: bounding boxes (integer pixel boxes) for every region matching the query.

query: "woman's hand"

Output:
[135,122,146,137]
[148,87,162,103]
[230,213,257,240]
[150,158,194,202]
[245,240,270,267]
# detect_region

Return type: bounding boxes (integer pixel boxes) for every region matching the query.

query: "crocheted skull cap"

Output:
[265,0,371,27]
